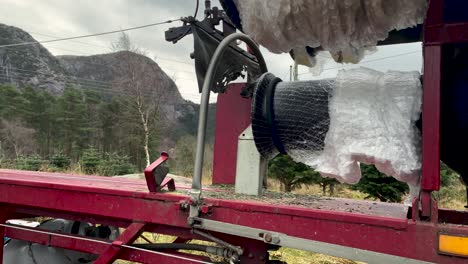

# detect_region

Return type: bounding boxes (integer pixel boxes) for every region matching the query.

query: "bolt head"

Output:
[264,233,273,243]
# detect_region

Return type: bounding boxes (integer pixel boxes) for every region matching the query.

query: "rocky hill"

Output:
[0,23,215,147]
[0,24,69,94]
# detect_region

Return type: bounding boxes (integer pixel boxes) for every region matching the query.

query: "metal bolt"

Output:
[272,236,280,244]
[263,233,272,243]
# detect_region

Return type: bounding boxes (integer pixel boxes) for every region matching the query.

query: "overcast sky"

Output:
[1,0,423,102]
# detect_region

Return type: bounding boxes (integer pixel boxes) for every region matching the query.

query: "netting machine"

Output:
[2,0,468,263]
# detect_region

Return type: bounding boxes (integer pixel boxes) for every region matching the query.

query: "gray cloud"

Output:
[1,0,422,102]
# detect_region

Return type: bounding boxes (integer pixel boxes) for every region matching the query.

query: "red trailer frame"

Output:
[1,0,468,263]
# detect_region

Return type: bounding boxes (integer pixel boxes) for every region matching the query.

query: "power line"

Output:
[0,65,112,86]
[0,71,201,98]
[0,74,203,103]
[0,19,180,48]
[29,33,195,66]
[29,31,109,49]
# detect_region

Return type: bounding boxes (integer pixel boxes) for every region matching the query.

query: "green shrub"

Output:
[351,164,409,203]
[50,153,71,169]
[97,153,135,176]
[15,155,46,171]
[268,154,320,193]
[81,148,101,174]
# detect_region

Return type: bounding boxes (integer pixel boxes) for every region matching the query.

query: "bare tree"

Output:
[111,31,147,55]
[0,119,37,158]
[112,33,168,167]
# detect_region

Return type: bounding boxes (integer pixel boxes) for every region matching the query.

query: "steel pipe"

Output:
[190,32,267,218]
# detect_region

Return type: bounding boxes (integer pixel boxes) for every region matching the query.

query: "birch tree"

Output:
[112,32,168,167]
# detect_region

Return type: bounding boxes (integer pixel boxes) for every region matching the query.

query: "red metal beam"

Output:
[0,210,7,264]
[425,0,444,26]
[421,45,442,192]
[4,224,210,264]
[94,222,145,264]
[425,23,468,45]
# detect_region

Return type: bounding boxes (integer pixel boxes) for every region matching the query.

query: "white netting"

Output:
[289,68,422,187]
[234,0,427,63]
[251,74,334,160]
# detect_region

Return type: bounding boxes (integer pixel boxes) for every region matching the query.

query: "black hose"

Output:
[132,243,209,252]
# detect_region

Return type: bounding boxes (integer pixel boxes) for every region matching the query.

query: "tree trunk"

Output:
[285,183,292,193]
[329,183,335,196]
[139,109,150,168]
[143,126,150,168]
[322,184,326,196]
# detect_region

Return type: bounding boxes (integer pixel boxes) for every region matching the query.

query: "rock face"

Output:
[0,24,68,94]
[0,23,215,146]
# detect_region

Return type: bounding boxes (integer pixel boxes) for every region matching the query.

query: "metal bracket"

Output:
[192,217,433,264]
[143,152,175,193]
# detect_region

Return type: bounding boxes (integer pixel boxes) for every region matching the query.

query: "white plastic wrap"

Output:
[289,68,422,187]
[234,0,427,63]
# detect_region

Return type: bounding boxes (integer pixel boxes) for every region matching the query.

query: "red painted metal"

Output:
[425,23,468,45]
[421,41,442,193]
[1,1,468,263]
[0,211,7,264]
[212,83,252,184]
[94,222,145,264]
[4,224,209,264]
[425,0,444,26]
[0,170,467,263]
[144,152,171,192]
[419,0,443,220]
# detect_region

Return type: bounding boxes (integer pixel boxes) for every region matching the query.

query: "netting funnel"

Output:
[251,72,335,159]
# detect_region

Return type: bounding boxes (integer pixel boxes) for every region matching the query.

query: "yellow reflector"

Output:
[439,234,468,257]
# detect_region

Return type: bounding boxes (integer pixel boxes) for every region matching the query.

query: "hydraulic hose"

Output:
[190,32,267,218]
[132,243,237,259]
[133,243,209,252]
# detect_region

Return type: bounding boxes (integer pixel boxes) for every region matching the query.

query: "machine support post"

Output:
[93,222,145,264]
[420,39,442,219]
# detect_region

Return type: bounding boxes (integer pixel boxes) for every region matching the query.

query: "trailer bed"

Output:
[1,169,467,264]
[0,169,408,219]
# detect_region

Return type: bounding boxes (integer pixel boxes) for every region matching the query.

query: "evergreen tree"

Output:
[351,164,409,202]
[56,87,88,159]
[21,87,56,156]
[0,84,25,119]
[268,155,317,192]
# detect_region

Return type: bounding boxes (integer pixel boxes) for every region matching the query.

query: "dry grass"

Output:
[272,248,359,264]
[112,233,360,264]
[434,182,467,210]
